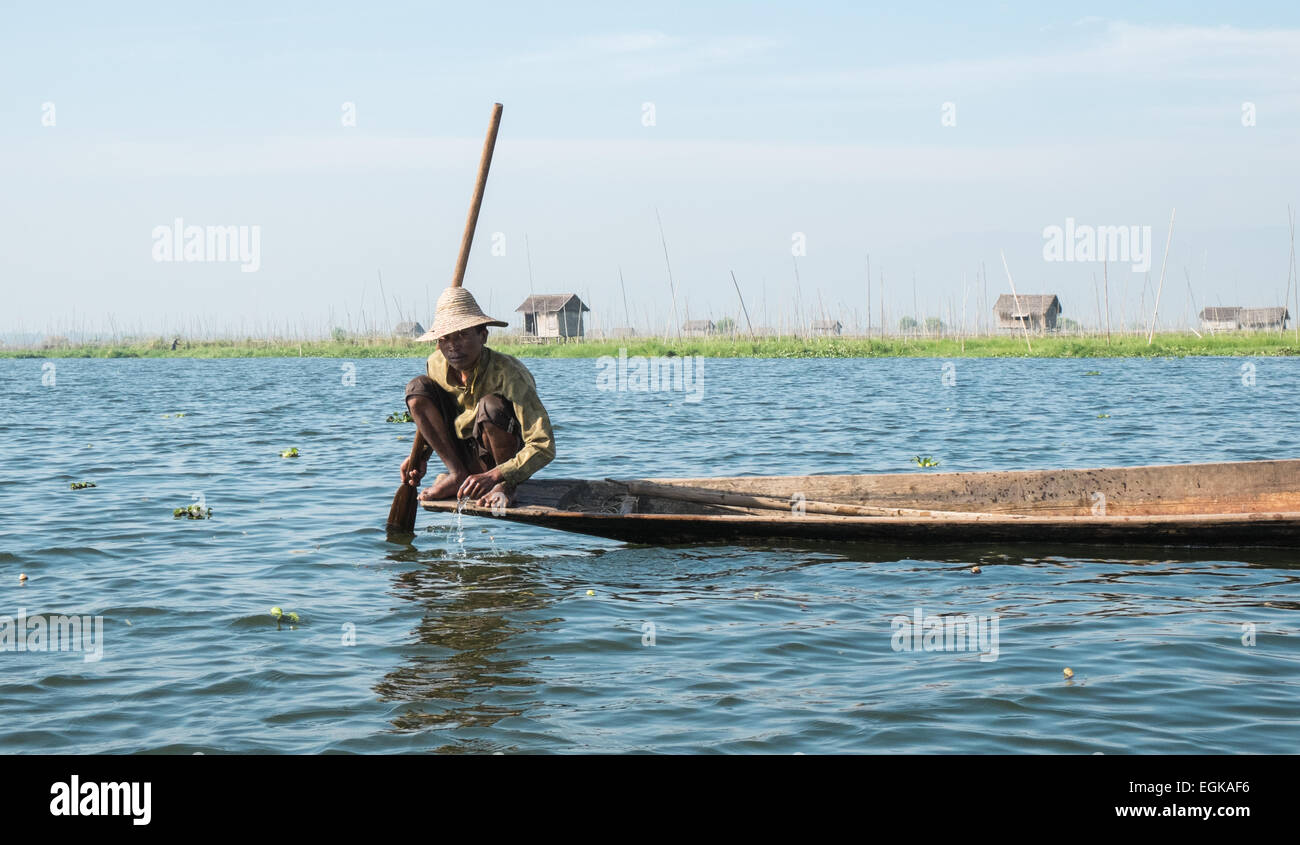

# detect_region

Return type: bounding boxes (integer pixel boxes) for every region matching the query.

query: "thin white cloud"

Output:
[511,31,778,79]
[776,21,1300,90]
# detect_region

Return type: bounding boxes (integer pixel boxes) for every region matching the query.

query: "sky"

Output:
[2,1,1299,338]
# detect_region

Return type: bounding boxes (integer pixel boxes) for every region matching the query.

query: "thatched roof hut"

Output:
[1199,306,1291,332]
[394,321,425,338]
[516,294,590,338]
[993,294,1062,333]
[810,319,843,335]
[1199,307,1241,332]
[1241,306,1290,330]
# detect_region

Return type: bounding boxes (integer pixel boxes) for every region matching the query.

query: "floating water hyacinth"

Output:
[911,456,940,468]
[1097,413,1111,419]
[173,504,212,519]
[270,606,301,630]
[70,481,96,490]
[1084,370,1102,376]
[280,447,300,458]
[386,410,413,423]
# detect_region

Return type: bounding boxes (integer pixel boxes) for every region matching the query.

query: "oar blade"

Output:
[386,483,419,534]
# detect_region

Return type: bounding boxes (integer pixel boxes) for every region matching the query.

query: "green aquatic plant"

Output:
[173,504,213,519]
[7,331,1300,361]
[280,447,300,458]
[911,456,940,468]
[270,606,301,630]
[69,481,96,490]
[386,410,414,423]
[1097,413,1111,419]
[1084,370,1101,376]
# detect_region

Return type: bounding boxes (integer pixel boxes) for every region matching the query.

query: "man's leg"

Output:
[404,376,483,500]
[472,394,525,507]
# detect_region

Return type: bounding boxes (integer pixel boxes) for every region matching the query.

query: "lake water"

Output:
[1,355,1298,753]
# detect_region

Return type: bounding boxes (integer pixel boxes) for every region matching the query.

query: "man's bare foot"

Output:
[477,483,517,510]
[419,472,467,501]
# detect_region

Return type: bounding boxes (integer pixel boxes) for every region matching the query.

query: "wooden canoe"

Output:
[419,459,1300,547]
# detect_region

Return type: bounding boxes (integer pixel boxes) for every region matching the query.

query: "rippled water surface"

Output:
[1,355,1298,753]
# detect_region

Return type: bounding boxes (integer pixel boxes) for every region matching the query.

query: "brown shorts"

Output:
[404,375,523,469]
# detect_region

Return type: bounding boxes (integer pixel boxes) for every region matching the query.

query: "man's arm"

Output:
[493,385,555,486]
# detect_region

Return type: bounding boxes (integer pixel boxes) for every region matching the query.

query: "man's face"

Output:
[437,326,487,372]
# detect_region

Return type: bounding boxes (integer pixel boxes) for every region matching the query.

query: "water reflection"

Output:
[373,547,556,750]
[745,539,1300,571]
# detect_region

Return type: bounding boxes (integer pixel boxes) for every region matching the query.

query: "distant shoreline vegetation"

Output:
[3,332,1298,359]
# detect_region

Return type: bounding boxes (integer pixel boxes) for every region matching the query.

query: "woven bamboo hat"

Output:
[417,286,508,341]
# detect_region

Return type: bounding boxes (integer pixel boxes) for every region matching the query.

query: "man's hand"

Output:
[458,467,504,500]
[477,483,517,510]
[400,455,428,487]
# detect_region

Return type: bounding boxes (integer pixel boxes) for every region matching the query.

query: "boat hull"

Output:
[419,459,1300,547]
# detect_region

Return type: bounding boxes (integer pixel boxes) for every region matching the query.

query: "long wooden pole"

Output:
[388,102,503,533]
[452,103,503,288]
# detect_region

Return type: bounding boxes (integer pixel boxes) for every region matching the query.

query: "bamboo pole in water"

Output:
[1284,202,1294,343]
[1093,273,1102,336]
[730,270,754,334]
[655,208,681,340]
[1147,208,1176,345]
[960,270,969,353]
[1120,269,1127,336]
[866,253,872,339]
[880,269,886,338]
[1184,266,1201,337]
[619,267,631,330]
[1000,249,1032,353]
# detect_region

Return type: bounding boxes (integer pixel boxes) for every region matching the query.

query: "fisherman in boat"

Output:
[400,286,555,509]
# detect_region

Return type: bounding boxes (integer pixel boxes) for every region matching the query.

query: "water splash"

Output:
[451,497,468,547]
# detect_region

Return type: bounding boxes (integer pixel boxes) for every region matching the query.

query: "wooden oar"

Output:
[387,431,429,533]
[618,479,1017,520]
[387,102,504,534]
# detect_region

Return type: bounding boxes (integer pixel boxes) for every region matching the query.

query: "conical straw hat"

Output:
[416,286,508,341]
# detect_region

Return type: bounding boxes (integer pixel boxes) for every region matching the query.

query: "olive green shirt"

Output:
[425,346,555,486]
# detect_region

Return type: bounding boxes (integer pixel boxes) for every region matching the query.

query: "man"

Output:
[400,286,555,509]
